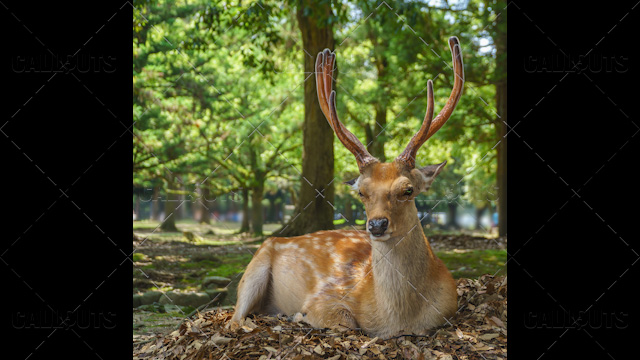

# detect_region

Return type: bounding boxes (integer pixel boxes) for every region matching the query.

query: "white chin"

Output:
[370,234,391,241]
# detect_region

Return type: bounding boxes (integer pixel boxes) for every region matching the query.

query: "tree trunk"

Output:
[198,187,211,224]
[190,193,198,221]
[151,186,159,220]
[446,202,458,229]
[279,2,335,237]
[495,10,507,237]
[365,22,389,162]
[365,104,387,162]
[251,185,264,236]
[266,197,276,223]
[366,54,388,162]
[240,188,250,233]
[135,194,140,220]
[344,195,353,225]
[160,180,179,232]
[178,185,186,220]
[279,199,286,225]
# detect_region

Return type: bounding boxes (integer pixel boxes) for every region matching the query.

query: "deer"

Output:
[229,37,464,338]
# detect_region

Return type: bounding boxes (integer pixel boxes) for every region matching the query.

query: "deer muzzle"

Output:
[368,218,389,237]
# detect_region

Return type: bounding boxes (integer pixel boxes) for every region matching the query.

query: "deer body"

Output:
[230,37,465,337]
[232,229,456,338]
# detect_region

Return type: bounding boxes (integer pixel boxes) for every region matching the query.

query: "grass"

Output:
[149,285,174,292]
[132,231,249,247]
[193,249,505,280]
[179,260,220,269]
[133,253,147,262]
[133,219,274,247]
[425,228,498,238]
[134,220,281,235]
[436,249,507,279]
[205,253,254,278]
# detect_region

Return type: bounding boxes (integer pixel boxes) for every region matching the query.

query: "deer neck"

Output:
[370,211,432,320]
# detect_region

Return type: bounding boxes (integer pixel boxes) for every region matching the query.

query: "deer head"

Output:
[316,37,464,241]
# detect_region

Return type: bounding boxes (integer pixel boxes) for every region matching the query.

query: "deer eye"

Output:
[404,187,414,196]
[358,191,364,197]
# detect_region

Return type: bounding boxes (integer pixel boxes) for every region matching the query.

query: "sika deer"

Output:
[230,37,464,338]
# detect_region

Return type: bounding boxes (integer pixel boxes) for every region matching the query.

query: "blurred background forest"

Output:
[132,0,507,238]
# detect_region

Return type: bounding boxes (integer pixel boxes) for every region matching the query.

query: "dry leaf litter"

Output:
[133,275,507,360]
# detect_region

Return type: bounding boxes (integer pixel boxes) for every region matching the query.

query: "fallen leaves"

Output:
[478,333,500,341]
[133,274,507,359]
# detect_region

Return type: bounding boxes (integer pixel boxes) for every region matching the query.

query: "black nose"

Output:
[368,218,389,236]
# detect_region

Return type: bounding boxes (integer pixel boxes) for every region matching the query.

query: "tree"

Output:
[278,0,337,236]
[160,173,181,232]
[133,0,297,235]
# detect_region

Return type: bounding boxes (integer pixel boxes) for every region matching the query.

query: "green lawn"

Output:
[133,219,281,236]
[205,252,254,278]
[436,249,507,279]
[133,220,266,246]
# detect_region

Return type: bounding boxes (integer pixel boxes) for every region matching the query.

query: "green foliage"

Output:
[133,0,503,226]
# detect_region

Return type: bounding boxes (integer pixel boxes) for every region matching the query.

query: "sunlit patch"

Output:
[274,243,299,251]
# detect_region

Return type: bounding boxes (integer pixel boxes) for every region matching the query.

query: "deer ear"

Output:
[415,161,446,192]
[344,177,360,190]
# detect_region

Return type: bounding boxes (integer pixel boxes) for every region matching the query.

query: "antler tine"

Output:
[315,50,332,125]
[315,49,378,171]
[396,80,434,168]
[396,36,465,169]
[426,37,465,140]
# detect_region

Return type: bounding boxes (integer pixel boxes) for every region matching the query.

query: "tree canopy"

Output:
[133,0,507,236]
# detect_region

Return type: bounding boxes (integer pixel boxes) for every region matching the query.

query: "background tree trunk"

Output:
[279,2,335,236]
[151,186,159,221]
[240,188,250,233]
[495,9,507,237]
[365,103,387,162]
[344,196,353,225]
[367,53,388,162]
[160,179,179,232]
[198,187,211,224]
[177,184,186,220]
[135,194,140,219]
[446,202,459,229]
[251,185,264,236]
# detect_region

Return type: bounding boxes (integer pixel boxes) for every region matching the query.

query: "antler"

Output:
[396,36,465,169]
[316,49,378,172]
